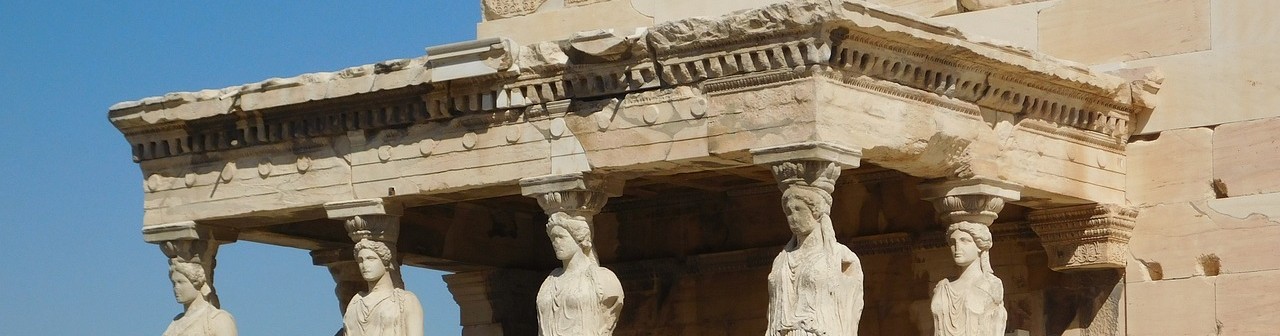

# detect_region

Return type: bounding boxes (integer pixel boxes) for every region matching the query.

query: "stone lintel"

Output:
[426,37,517,82]
[1028,204,1138,271]
[749,141,862,168]
[310,246,356,267]
[142,221,238,243]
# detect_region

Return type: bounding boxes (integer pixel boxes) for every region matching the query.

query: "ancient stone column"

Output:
[519,172,625,336]
[1028,204,1137,335]
[311,247,365,336]
[750,142,865,336]
[323,198,423,336]
[443,269,545,336]
[143,221,239,336]
[918,178,1021,336]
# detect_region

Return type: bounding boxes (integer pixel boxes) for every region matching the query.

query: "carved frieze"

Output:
[482,0,547,20]
[1027,204,1138,271]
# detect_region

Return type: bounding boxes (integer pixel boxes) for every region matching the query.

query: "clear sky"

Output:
[0,2,481,335]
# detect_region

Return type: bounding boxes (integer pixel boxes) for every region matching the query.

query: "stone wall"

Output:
[478,0,986,45]
[939,1,1280,334]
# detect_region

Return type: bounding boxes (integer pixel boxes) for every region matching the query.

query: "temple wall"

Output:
[939,1,1280,334]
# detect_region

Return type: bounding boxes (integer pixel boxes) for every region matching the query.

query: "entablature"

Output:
[113,0,1157,227]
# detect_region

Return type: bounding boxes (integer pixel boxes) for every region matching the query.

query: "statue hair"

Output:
[170,261,214,301]
[783,185,833,217]
[354,239,396,271]
[946,221,995,275]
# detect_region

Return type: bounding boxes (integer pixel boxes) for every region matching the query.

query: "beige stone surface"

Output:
[1125,277,1217,336]
[1126,127,1214,206]
[1127,203,1215,281]
[1206,192,1280,220]
[1212,116,1280,197]
[1122,1,1280,133]
[477,0,652,46]
[1215,270,1280,335]
[1128,201,1280,281]
[933,1,1057,50]
[1039,0,1210,65]
[876,0,959,17]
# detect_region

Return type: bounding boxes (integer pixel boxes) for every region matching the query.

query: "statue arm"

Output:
[597,268,625,335]
[211,311,238,336]
[403,291,425,336]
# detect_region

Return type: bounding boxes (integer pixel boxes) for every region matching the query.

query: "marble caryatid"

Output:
[163,261,237,336]
[930,222,1006,336]
[766,161,864,336]
[536,212,624,336]
[342,239,424,336]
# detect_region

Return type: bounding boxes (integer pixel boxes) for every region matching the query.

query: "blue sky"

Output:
[0,2,482,335]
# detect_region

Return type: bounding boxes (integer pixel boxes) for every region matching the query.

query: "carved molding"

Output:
[1028,204,1138,271]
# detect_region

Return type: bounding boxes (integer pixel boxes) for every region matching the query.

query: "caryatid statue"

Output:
[920,179,1020,336]
[163,260,237,336]
[342,239,424,336]
[148,223,238,336]
[930,222,1006,336]
[535,212,625,336]
[765,160,864,336]
[325,199,424,336]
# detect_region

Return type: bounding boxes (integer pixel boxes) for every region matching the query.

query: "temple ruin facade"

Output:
[110,0,1279,335]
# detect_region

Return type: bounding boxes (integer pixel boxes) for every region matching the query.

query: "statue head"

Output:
[946,222,994,273]
[353,239,395,282]
[169,261,210,305]
[782,185,832,235]
[546,212,594,263]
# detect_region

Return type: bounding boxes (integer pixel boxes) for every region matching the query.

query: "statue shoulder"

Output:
[209,309,238,336]
[982,275,1005,301]
[594,267,624,297]
[395,288,423,305]
[932,278,951,292]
